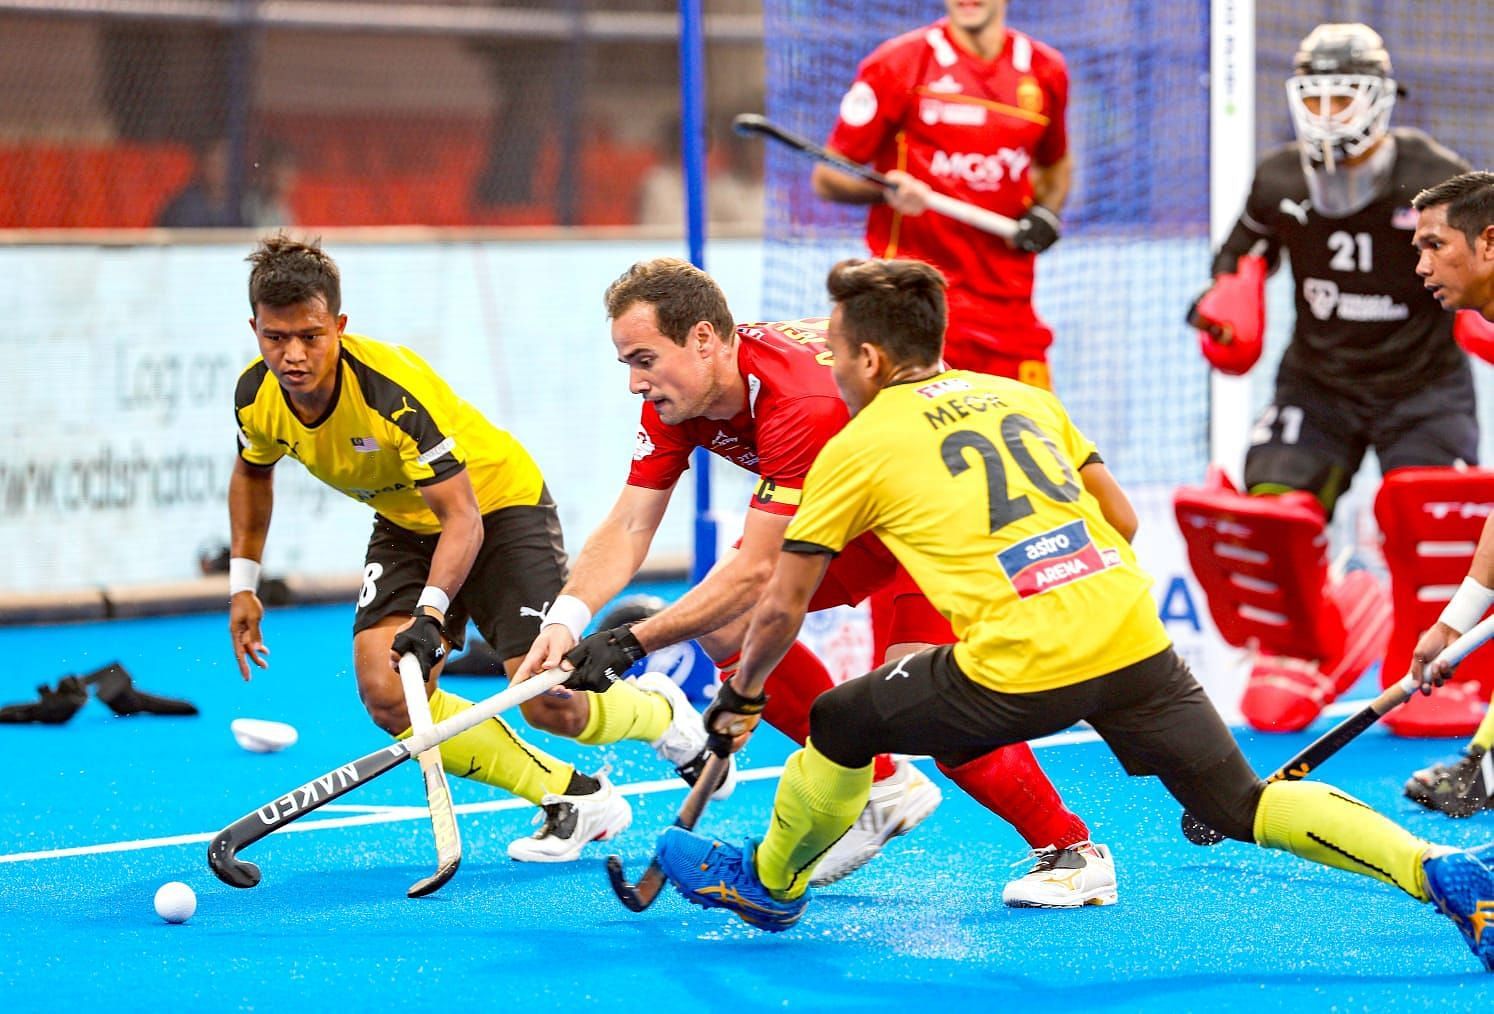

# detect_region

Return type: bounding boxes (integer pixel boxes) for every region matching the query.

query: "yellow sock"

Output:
[1253,780,1433,900]
[1470,692,1494,752]
[573,682,672,746]
[401,690,576,804]
[756,740,873,900]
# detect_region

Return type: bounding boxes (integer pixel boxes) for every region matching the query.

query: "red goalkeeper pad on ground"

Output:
[1375,467,1494,738]
[1174,467,1389,731]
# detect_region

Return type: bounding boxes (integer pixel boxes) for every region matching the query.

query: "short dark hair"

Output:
[1413,171,1494,247]
[825,258,947,367]
[247,234,342,316]
[603,257,734,346]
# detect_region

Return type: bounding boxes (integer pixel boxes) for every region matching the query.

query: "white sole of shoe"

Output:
[1003,888,1118,909]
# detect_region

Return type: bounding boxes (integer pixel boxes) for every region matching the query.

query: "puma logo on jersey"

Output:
[1279,198,1311,225]
[883,657,913,681]
[391,396,416,422]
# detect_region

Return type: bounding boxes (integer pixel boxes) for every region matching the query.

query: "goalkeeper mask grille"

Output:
[1286,23,1397,173]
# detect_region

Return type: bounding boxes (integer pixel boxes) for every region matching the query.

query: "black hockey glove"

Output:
[562,625,646,693]
[1012,204,1061,253]
[392,613,447,682]
[702,678,769,756]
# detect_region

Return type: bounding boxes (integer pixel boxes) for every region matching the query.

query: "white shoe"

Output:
[1002,841,1118,908]
[632,670,737,801]
[506,770,633,863]
[810,757,942,886]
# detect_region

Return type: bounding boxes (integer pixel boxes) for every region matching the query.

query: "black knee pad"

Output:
[806,683,876,769]
[1162,751,1266,844]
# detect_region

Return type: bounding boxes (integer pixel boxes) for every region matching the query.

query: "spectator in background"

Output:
[637,116,766,229]
[157,137,242,229]
[243,141,298,229]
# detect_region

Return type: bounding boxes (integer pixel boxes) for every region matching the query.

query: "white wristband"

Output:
[416,585,450,616]
[229,557,261,597]
[1439,576,1494,634]
[543,594,592,641]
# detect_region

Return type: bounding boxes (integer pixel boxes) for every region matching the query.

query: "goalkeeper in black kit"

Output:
[1176,22,1493,738]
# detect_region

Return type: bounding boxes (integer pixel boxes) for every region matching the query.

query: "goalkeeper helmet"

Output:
[1286,23,1397,171]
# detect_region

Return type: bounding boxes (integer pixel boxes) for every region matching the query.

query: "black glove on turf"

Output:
[392,613,447,682]
[0,676,87,725]
[562,625,646,693]
[702,678,769,756]
[1012,204,1061,254]
[88,663,198,717]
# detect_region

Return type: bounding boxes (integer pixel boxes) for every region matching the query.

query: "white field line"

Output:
[0,710,1373,867]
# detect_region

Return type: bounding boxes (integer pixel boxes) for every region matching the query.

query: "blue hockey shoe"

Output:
[1423,846,1494,971]
[656,827,808,932]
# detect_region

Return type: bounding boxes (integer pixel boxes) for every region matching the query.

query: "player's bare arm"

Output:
[630,506,794,654]
[708,549,833,753]
[513,482,673,682]
[228,457,275,680]
[1029,152,1073,213]
[385,470,484,674]
[1079,461,1137,542]
[810,161,886,206]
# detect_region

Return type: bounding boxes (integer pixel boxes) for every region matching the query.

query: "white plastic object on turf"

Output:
[154,881,196,923]
[230,718,299,753]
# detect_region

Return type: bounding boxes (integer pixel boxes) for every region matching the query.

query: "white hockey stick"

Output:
[733,113,1019,240]
[398,653,462,898]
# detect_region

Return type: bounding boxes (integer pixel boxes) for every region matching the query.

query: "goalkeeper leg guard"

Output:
[426,689,576,804]
[1253,780,1433,900]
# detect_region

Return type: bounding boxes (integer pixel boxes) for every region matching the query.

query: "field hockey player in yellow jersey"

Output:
[653,257,1494,967]
[228,236,719,863]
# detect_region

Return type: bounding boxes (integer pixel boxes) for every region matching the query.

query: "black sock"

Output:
[565,770,601,796]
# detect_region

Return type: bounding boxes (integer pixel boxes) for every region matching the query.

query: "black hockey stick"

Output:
[208,667,569,888]
[1182,613,1494,846]
[606,750,731,912]
[731,113,1019,240]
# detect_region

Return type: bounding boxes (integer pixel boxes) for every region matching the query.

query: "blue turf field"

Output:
[4,604,1494,1011]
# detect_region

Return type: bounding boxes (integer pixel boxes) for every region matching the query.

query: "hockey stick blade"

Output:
[606,750,731,912]
[208,667,569,888]
[398,653,463,898]
[209,742,410,887]
[1182,613,1494,846]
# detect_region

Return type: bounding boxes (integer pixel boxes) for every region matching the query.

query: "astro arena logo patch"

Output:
[995,520,1119,598]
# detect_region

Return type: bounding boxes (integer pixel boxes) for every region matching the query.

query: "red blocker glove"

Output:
[1189,253,1266,376]
[1454,309,1494,365]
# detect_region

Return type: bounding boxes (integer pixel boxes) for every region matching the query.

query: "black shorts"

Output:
[1244,362,1478,515]
[810,644,1242,781]
[352,492,569,661]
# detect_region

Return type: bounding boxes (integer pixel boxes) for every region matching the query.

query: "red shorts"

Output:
[807,531,954,646]
[944,303,1053,390]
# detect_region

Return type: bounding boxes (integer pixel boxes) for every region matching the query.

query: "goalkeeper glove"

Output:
[1189,253,1267,376]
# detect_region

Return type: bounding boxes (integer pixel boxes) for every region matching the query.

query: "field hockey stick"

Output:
[208,666,569,889]
[397,653,462,898]
[606,749,731,912]
[732,112,1019,241]
[1182,612,1494,846]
